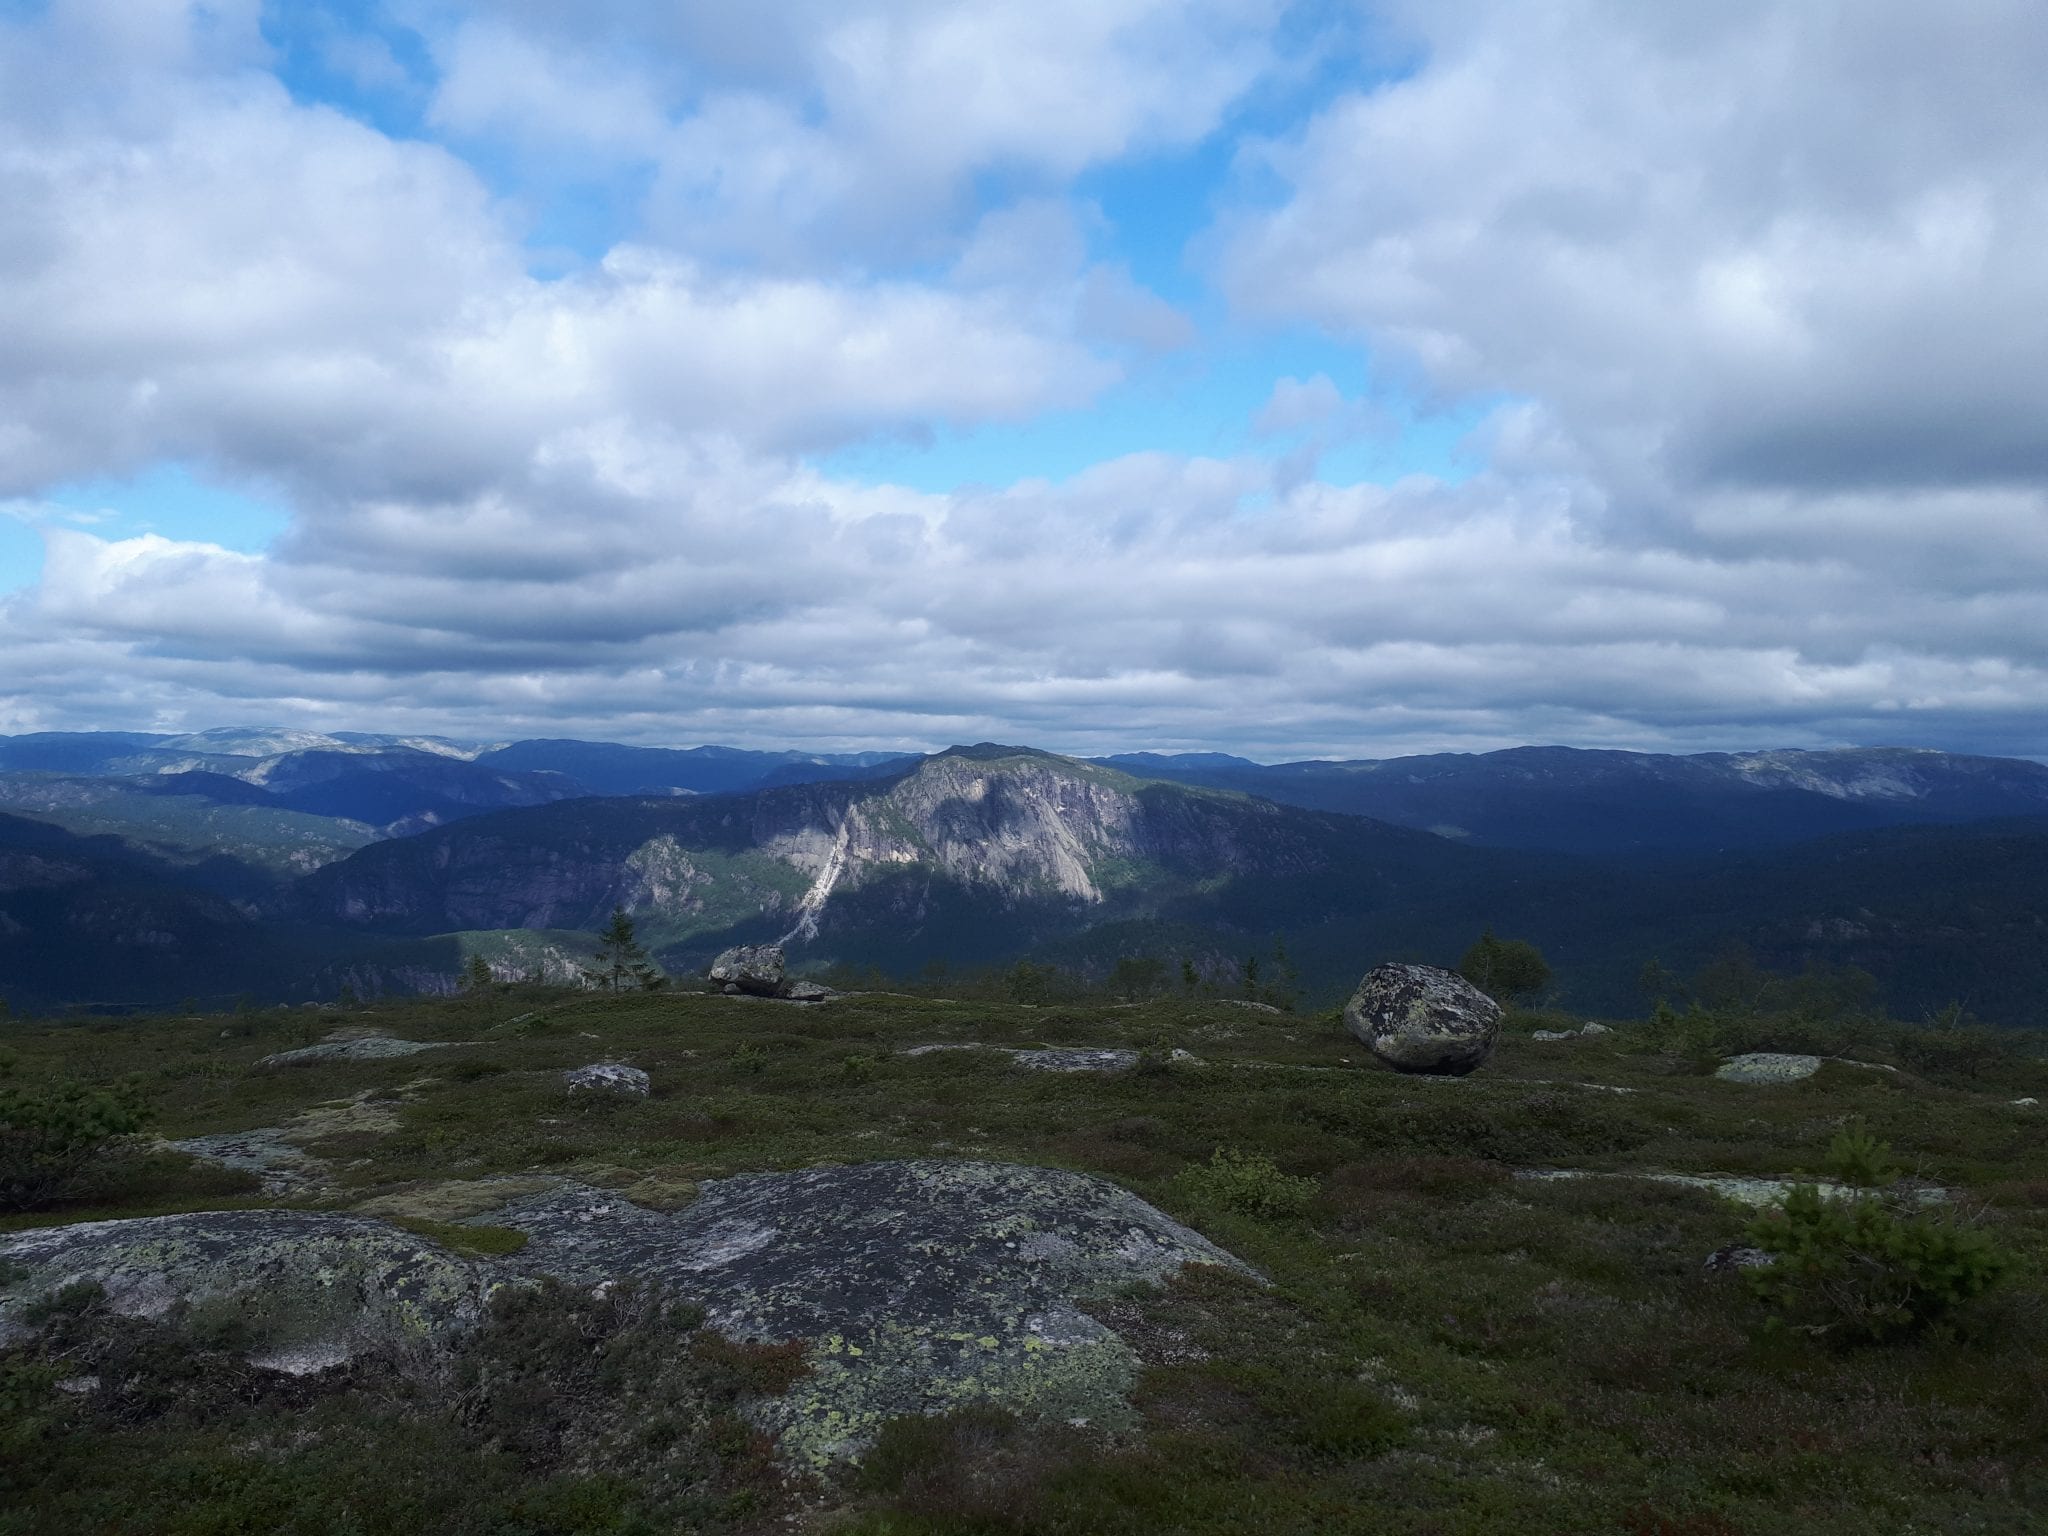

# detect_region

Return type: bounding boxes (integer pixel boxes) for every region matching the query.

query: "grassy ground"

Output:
[3,987,2045,1534]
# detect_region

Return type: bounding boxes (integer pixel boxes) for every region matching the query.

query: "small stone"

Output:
[564,1063,651,1096]
[782,980,835,1002]
[1703,1244,1773,1273]
[2014,1097,2039,1108]
[1531,1029,1579,1041]
[1343,962,1502,1076]
[1579,1022,1613,1035]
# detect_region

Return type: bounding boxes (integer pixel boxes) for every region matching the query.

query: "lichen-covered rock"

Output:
[1531,1028,1579,1042]
[564,1062,651,1096]
[1,1160,1257,1466]
[1014,1047,1140,1072]
[487,1159,1257,1465]
[254,1036,450,1069]
[0,1210,485,1371]
[708,944,787,996]
[1714,1052,1822,1084]
[782,979,835,1002]
[1343,963,1502,1076]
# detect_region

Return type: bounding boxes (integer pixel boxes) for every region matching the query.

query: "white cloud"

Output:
[2,0,2047,760]
[1222,0,2048,512]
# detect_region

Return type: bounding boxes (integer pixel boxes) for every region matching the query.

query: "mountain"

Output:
[0,741,586,843]
[0,774,378,892]
[243,748,582,832]
[1472,814,2048,1023]
[1093,745,2048,856]
[0,813,270,1007]
[474,738,917,796]
[295,744,1538,977]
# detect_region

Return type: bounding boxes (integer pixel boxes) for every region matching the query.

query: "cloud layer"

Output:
[2,0,2044,759]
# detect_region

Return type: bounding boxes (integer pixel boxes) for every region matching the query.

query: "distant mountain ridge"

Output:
[3,736,2047,1023]
[1091,745,2048,855]
[293,744,1515,971]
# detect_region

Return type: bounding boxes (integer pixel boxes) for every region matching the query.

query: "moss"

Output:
[383,1218,530,1258]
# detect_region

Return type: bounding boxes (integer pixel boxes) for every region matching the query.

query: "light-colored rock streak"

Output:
[778,815,851,945]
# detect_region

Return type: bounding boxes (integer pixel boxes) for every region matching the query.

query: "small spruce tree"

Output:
[463,953,494,992]
[585,907,665,992]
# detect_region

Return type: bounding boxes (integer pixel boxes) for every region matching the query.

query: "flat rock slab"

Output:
[1517,1169,1947,1208]
[488,1160,1254,1465]
[900,1044,1197,1073]
[0,1159,1253,1467]
[255,1037,452,1069]
[1714,1052,1823,1084]
[165,1128,324,1194]
[1714,1052,1897,1084]
[0,1209,484,1372]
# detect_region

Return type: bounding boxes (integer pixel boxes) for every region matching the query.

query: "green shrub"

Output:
[1744,1184,2011,1342]
[1176,1147,1317,1221]
[730,1043,769,1075]
[841,1053,878,1084]
[1822,1122,1898,1188]
[0,1079,150,1211]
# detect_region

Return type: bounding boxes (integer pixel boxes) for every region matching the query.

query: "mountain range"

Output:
[1,731,2044,1022]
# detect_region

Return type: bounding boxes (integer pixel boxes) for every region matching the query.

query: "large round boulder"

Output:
[708,943,787,996]
[1343,962,1502,1076]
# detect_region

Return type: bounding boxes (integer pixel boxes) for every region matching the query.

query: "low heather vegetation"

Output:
[2,972,2044,1533]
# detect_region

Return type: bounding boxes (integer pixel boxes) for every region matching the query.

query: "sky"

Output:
[1,0,2045,760]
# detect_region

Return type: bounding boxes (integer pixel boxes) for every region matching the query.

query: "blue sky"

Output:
[1,1,2044,758]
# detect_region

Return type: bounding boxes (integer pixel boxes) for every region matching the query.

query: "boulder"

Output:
[1343,962,1502,1076]
[708,944,788,997]
[1531,1028,1579,1042]
[564,1063,651,1096]
[1580,1022,1614,1036]
[782,979,835,1003]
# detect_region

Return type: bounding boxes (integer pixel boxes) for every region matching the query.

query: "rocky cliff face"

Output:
[295,747,1346,947]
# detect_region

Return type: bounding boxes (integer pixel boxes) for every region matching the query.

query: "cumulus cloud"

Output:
[419,0,1285,262]
[1223,1,2048,510]
[1,0,2045,760]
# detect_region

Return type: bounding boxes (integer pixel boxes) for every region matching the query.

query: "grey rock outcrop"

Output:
[709,943,787,996]
[0,1209,484,1371]
[563,1062,651,1096]
[1343,962,1502,1076]
[0,1159,1253,1466]
[254,1036,451,1069]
